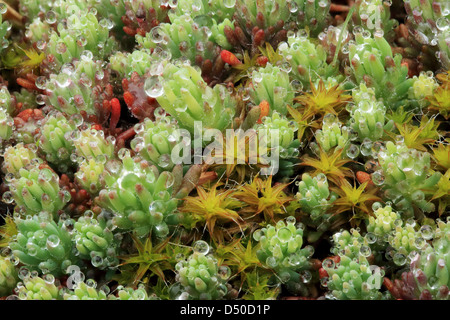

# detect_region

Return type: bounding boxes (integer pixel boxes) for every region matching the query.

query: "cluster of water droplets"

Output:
[96,151,179,239]
[250,63,295,116]
[331,227,377,262]
[404,0,449,44]
[43,55,110,116]
[171,240,229,300]
[255,111,300,160]
[318,23,352,57]
[254,218,314,283]
[354,0,397,39]
[144,75,165,98]
[13,266,61,300]
[69,124,115,164]
[284,0,330,37]
[374,141,440,215]
[73,211,119,270]
[314,113,359,159]
[34,112,78,171]
[0,3,10,50]
[7,212,77,277]
[3,161,71,216]
[142,12,219,72]
[411,71,439,106]
[0,107,14,144]
[295,172,338,222]
[130,113,182,170]
[111,283,154,300]
[74,155,107,194]
[384,218,436,266]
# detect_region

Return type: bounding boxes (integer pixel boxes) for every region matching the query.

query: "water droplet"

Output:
[36,40,47,51]
[80,50,93,61]
[436,18,449,31]
[414,237,426,250]
[105,159,121,174]
[0,3,7,14]
[318,0,328,7]
[176,292,189,300]
[2,191,14,204]
[365,232,377,244]
[45,11,57,24]
[322,258,335,269]
[290,79,303,92]
[320,276,328,287]
[56,73,70,88]
[18,267,30,280]
[43,274,55,284]
[99,284,110,295]
[253,72,263,83]
[10,256,19,266]
[91,255,103,267]
[35,76,47,90]
[144,76,164,98]
[253,230,262,241]
[38,168,54,182]
[27,243,38,256]
[323,113,337,126]
[374,29,384,38]
[360,245,371,257]
[393,252,406,266]
[55,42,67,55]
[35,94,45,105]
[191,0,202,11]
[395,135,404,145]
[406,218,416,227]
[279,271,290,283]
[158,154,171,168]
[84,210,94,219]
[362,30,371,39]
[86,278,97,288]
[164,172,175,189]
[299,270,312,283]
[193,240,209,255]
[346,144,359,159]
[76,35,87,47]
[117,148,130,160]
[155,223,169,238]
[1,247,11,258]
[364,160,378,173]
[304,245,314,258]
[371,170,385,186]
[288,0,298,13]
[266,256,278,268]
[361,140,373,156]
[46,234,60,248]
[281,62,292,73]
[218,266,231,280]
[342,43,350,54]
[4,173,14,183]
[148,204,164,221]
[150,26,166,44]
[223,0,236,8]
[286,216,296,224]
[420,225,434,240]
[353,25,363,35]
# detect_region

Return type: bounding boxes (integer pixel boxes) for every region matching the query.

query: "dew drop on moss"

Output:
[193,240,209,255]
